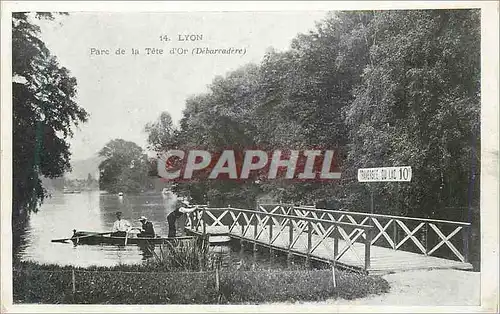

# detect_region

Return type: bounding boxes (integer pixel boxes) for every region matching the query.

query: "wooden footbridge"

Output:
[184,204,473,275]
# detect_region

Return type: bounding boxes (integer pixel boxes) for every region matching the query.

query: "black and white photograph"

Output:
[1,1,498,312]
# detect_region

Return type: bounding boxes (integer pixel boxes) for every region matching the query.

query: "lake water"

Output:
[17,191,299,269]
[18,191,181,267]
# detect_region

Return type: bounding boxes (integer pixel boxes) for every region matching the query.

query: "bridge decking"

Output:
[192,225,473,275]
[185,205,474,275]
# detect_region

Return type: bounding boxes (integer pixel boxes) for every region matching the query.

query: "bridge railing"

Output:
[258,204,471,263]
[185,206,374,270]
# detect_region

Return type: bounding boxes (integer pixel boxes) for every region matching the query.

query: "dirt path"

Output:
[274,269,481,306]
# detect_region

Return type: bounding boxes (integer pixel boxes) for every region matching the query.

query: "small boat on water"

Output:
[63,188,82,194]
[52,230,196,246]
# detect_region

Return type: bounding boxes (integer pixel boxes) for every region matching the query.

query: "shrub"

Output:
[147,237,212,271]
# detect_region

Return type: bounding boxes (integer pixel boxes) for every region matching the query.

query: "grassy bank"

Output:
[13,261,389,304]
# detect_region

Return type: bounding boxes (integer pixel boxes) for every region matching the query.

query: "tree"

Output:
[249,12,373,204]
[173,64,264,206]
[145,10,480,218]
[144,111,177,152]
[98,139,149,193]
[343,10,480,217]
[12,13,89,241]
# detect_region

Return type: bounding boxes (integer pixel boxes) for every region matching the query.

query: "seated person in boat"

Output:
[137,216,155,238]
[112,211,131,237]
[167,198,197,238]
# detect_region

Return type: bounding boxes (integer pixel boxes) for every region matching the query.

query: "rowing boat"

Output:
[58,230,196,246]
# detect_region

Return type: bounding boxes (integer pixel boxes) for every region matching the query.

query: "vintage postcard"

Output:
[1,1,498,313]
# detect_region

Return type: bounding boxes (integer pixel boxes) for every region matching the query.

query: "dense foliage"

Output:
[342,10,480,218]
[12,13,88,242]
[98,139,151,193]
[145,10,480,219]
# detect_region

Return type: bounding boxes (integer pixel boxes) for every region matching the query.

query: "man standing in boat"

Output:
[111,211,132,237]
[167,198,197,237]
[137,216,155,238]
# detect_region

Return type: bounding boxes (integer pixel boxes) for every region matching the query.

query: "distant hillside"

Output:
[66,156,103,180]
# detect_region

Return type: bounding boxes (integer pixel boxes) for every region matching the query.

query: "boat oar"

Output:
[51,231,113,243]
[124,228,140,245]
[51,238,72,243]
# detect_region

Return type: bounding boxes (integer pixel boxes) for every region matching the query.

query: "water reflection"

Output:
[18,191,178,267]
[138,243,155,260]
[18,191,308,270]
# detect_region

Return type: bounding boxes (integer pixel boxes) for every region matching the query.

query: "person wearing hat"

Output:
[137,216,155,238]
[111,211,132,237]
[167,197,198,237]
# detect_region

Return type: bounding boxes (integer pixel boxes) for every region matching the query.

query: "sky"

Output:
[36,11,329,161]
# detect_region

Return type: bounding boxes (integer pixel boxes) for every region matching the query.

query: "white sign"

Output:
[357,166,412,182]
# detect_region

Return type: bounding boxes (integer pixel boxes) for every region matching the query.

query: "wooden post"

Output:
[241,218,244,236]
[331,263,337,288]
[189,212,193,232]
[333,226,339,260]
[215,266,220,292]
[253,212,258,240]
[195,209,203,232]
[159,243,164,261]
[288,217,293,267]
[268,217,273,263]
[239,238,244,258]
[364,227,372,271]
[202,207,206,237]
[393,220,397,250]
[463,225,470,263]
[269,219,273,245]
[199,251,204,271]
[253,212,258,262]
[424,222,428,256]
[71,269,76,299]
[252,242,257,270]
[288,205,294,242]
[306,220,312,266]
